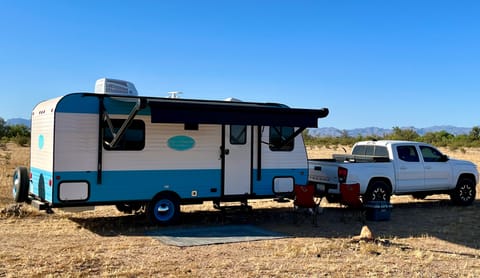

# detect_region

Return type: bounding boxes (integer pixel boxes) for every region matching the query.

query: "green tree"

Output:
[0,117,6,138]
[386,127,420,141]
[469,126,480,141]
[7,124,30,138]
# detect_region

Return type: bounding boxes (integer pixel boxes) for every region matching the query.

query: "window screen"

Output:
[269,126,294,151]
[103,119,145,151]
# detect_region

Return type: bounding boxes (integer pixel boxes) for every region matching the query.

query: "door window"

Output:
[420,146,444,162]
[397,146,419,162]
[230,125,247,145]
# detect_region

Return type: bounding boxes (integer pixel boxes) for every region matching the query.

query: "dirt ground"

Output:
[1,144,480,277]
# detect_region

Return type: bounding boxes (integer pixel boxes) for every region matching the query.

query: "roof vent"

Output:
[95,78,138,96]
[224,97,242,102]
[167,91,182,98]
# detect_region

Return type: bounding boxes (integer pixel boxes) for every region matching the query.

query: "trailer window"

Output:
[103,119,145,151]
[230,125,246,145]
[269,126,294,151]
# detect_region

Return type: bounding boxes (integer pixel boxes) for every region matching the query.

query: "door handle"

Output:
[219,147,230,159]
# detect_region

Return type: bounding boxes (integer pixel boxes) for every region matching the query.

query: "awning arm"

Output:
[103,98,145,148]
[283,127,307,147]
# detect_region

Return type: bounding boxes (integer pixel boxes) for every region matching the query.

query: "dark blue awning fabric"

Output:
[148,99,329,127]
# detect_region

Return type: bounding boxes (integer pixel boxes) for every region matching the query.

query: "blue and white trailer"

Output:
[13,78,329,224]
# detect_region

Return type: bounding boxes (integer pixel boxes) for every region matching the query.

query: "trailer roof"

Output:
[148,98,329,127]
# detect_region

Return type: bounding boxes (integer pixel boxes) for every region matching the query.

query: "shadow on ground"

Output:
[69,198,480,250]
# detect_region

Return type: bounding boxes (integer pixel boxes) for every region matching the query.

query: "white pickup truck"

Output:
[309,140,478,206]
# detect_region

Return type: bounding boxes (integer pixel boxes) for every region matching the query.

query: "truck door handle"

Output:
[400,166,407,170]
[425,166,431,170]
[314,166,322,171]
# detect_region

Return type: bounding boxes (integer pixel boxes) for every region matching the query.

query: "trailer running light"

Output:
[49,179,52,186]
[338,167,348,183]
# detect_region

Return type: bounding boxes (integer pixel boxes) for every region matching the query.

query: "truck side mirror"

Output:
[440,154,449,162]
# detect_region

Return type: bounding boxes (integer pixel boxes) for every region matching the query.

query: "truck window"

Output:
[352,145,388,157]
[374,146,388,157]
[230,125,246,145]
[397,145,419,162]
[352,145,366,155]
[103,119,145,151]
[420,146,443,162]
[269,126,294,151]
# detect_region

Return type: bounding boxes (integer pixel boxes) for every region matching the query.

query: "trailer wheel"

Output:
[364,180,391,203]
[12,166,29,203]
[450,177,476,206]
[147,192,180,225]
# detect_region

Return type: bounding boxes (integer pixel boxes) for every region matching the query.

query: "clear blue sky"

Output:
[1,1,479,129]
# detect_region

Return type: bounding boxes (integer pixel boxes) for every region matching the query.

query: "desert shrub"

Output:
[13,136,30,147]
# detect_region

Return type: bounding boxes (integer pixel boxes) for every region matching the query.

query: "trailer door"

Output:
[224,125,252,195]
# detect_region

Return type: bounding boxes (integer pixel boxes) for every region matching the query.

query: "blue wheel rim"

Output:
[153,199,175,222]
[12,171,19,198]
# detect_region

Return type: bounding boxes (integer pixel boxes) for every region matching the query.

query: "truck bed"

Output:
[310,154,390,163]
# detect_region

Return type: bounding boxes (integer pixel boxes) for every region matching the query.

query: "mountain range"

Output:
[1,118,473,137]
[308,125,472,137]
[6,118,31,127]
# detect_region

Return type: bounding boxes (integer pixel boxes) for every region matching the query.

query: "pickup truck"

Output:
[309,140,478,206]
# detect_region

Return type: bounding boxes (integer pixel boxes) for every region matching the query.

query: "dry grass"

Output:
[1,144,480,277]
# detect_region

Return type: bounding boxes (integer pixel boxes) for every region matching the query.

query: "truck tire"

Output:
[12,166,29,203]
[450,177,476,206]
[364,180,391,203]
[147,192,181,225]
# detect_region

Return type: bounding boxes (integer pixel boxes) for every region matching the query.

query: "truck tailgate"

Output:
[308,159,340,193]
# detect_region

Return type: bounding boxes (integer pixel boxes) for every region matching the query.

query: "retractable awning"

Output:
[148,99,329,127]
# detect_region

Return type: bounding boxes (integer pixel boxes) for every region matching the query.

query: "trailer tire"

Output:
[450,177,476,206]
[147,192,180,225]
[364,180,391,203]
[12,166,29,203]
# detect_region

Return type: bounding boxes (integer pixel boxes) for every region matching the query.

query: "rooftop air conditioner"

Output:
[95,78,138,96]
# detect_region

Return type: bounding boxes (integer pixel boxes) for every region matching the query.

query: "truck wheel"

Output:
[450,177,476,206]
[147,192,181,225]
[364,180,391,203]
[12,166,29,203]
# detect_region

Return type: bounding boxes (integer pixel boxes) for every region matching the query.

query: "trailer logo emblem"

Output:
[38,135,45,150]
[167,135,195,151]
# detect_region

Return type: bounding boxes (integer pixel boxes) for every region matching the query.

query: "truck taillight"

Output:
[338,167,348,183]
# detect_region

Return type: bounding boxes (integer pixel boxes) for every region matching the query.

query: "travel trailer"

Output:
[13,78,329,224]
